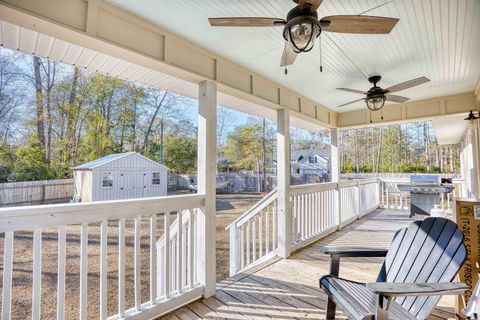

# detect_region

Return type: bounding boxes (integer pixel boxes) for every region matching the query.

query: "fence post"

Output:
[42,183,46,204]
[229,225,241,276]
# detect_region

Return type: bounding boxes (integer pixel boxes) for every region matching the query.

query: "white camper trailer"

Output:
[73,152,168,202]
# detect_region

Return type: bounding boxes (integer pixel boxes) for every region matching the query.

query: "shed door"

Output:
[120,172,146,199]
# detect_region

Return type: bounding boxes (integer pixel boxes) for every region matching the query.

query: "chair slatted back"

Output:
[376,217,466,319]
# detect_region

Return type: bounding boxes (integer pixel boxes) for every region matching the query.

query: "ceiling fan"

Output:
[336,75,430,111]
[208,0,399,71]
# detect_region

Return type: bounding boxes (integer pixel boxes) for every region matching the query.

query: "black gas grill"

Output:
[397,175,455,217]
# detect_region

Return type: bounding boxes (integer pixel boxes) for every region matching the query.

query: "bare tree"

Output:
[33,56,45,147]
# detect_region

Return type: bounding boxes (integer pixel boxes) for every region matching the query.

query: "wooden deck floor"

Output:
[160,209,458,320]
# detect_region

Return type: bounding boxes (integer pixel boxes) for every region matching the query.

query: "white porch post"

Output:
[277,109,292,258]
[197,80,217,298]
[330,129,340,183]
[330,128,341,227]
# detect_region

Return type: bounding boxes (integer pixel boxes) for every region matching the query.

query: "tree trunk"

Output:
[45,61,56,162]
[143,91,168,153]
[159,121,164,164]
[66,67,79,162]
[33,56,45,147]
[261,118,267,192]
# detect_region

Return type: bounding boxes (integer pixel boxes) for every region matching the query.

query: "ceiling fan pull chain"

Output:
[319,35,323,72]
[284,51,288,75]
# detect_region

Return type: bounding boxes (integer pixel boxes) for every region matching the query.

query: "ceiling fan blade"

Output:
[336,87,367,95]
[320,15,399,34]
[298,0,324,11]
[209,17,285,27]
[385,76,430,93]
[280,42,298,67]
[336,98,365,108]
[385,94,410,103]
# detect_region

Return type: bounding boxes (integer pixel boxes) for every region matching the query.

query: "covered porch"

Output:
[0,1,479,320]
[163,209,456,320]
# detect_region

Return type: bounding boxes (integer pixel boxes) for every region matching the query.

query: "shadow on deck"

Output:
[160,209,457,320]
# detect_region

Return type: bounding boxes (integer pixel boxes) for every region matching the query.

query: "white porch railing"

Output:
[0,194,205,320]
[290,178,379,251]
[378,177,466,211]
[226,188,279,276]
[227,178,380,276]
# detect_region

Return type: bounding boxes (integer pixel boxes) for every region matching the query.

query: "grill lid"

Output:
[410,175,440,185]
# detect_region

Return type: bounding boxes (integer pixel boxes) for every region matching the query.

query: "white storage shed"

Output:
[73,152,168,202]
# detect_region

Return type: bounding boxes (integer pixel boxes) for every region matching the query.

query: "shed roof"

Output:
[72,152,167,170]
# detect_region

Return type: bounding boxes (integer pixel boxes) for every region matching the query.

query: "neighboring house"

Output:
[73,152,168,202]
[290,149,330,176]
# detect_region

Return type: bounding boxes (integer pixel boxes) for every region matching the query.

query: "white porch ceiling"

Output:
[107,0,480,113]
[0,20,324,132]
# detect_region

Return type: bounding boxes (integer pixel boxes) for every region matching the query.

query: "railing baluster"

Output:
[292,195,296,242]
[80,222,88,320]
[100,220,108,319]
[320,191,324,231]
[182,224,187,288]
[259,210,263,258]
[314,192,319,234]
[164,212,171,299]
[188,210,195,288]
[273,199,277,249]
[118,218,125,317]
[177,211,183,294]
[134,216,141,311]
[265,206,270,253]
[32,228,42,320]
[310,192,315,236]
[252,216,256,262]
[240,225,245,269]
[2,232,13,320]
[150,214,157,304]
[246,220,251,265]
[57,226,66,320]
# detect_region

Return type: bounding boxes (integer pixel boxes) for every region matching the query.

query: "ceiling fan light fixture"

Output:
[286,21,320,53]
[465,110,480,128]
[283,7,321,53]
[365,95,386,111]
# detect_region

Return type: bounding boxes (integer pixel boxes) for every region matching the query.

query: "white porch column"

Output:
[330,128,341,227]
[277,109,292,258]
[330,128,340,183]
[197,81,217,298]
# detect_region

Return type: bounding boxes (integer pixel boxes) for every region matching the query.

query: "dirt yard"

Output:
[0,193,262,319]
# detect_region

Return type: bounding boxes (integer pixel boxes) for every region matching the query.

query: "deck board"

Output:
[160,209,458,319]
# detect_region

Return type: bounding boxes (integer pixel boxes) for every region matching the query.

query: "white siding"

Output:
[76,153,168,202]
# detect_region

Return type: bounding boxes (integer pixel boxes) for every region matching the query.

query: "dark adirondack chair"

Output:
[319,217,468,320]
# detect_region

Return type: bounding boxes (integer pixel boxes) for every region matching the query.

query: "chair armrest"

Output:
[320,246,388,258]
[367,282,467,298]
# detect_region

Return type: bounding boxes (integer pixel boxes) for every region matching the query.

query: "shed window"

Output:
[102,172,113,187]
[308,156,317,164]
[152,172,161,185]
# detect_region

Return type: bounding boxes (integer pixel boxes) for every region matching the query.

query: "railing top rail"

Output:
[226,188,278,230]
[0,194,205,233]
[291,178,378,195]
[290,182,338,194]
